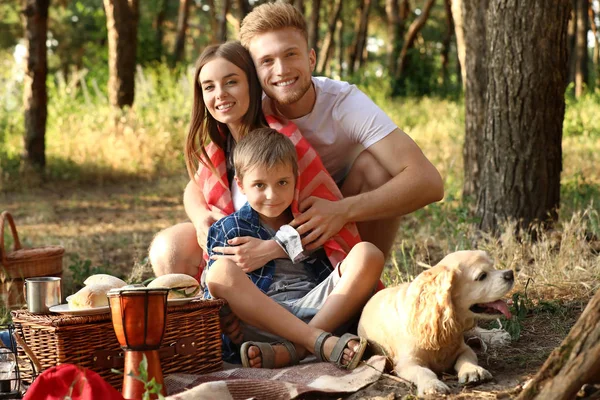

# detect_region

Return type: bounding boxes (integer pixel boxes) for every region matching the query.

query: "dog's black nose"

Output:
[503,270,514,282]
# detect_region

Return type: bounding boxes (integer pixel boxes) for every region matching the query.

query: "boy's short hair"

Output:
[240,1,307,48]
[234,128,298,180]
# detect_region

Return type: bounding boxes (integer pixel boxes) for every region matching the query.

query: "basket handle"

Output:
[0,211,22,264]
[12,329,43,375]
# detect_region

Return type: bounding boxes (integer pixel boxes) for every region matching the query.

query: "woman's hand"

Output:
[194,210,227,252]
[210,237,286,273]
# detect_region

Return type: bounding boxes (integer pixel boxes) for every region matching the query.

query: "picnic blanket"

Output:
[164,355,386,400]
[197,115,362,270]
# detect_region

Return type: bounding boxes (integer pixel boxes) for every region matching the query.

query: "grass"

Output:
[1,61,599,322]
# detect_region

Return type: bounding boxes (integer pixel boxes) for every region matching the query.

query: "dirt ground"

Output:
[0,179,594,399]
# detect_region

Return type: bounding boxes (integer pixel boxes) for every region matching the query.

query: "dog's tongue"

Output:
[483,300,512,319]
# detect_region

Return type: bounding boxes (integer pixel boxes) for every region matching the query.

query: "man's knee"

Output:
[343,151,392,196]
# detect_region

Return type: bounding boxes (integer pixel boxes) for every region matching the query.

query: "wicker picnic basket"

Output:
[0,211,64,308]
[11,298,226,390]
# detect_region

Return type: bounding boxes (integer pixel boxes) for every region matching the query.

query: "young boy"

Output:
[203,128,384,370]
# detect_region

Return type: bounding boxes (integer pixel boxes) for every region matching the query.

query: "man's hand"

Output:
[195,210,227,252]
[291,197,348,250]
[211,237,284,273]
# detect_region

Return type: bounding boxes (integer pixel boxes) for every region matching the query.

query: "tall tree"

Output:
[450,0,466,88]
[440,0,454,85]
[316,0,342,74]
[396,0,436,78]
[174,0,192,63]
[104,0,139,109]
[477,0,570,233]
[348,0,372,75]
[217,0,231,43]
[205,0,219,44]
[575,0,589,97]
[385,0,408,77]
[22,0,49,168]
[285,0,305,14]
[590,2,600,87]
[153,0,168,59]
[308,0,322,52]
[461,0,488,198]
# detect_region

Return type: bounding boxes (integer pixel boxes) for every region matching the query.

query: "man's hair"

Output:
[234,128,298,180]
[240,1,307,48]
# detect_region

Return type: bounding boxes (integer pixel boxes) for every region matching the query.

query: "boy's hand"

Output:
[291,197,348,250]
[210,237,285,273]
[195,210,227,252]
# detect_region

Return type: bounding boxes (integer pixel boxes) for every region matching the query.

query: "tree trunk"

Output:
[337,14,345,76]
[450,0,466,89]
[308,0,322,52]
[153,0,167,59]
[461,0,488,198]
[385,0,404,77]
[174,0,192,63]
[316,0,342,74]
[21,0,49,169]
[348,0,372,75]
[396,0,436,77]
[217,0,231,43]
[477,0,570,234]
[236,0,251,19]
[568,0,577,84]
[440,0,453,86]
[285,0,305,13]
[516,290,600,400]
[205,0,219,43]
[104,0,139,109]
[590,2,600,88]
[575,0,589,97]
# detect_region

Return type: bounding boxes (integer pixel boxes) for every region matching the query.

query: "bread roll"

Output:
[67,284,113,309]
[147,273,200,299]
[84,274,127,288]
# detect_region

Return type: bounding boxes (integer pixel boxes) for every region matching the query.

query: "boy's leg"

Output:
[148,222,203,277]
[206,258,365,368]
[243,242,384,367]
[341,151,402,260]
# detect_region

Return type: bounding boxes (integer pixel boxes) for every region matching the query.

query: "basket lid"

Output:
[5,245,65,262]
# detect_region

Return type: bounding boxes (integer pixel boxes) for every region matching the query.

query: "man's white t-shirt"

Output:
[263,76,398,184]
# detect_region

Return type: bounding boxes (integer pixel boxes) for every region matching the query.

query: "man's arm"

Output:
[293,129,443,247]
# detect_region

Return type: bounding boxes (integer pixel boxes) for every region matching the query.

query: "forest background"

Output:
[0,0,600,397]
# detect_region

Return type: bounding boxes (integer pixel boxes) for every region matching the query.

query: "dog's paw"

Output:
[419,379,451,396]
[458,365,493,385]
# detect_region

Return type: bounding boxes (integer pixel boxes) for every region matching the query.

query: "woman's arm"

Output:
[184,179,227,251]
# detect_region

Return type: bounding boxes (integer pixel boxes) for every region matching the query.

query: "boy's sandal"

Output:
[314,332,368,370]
[240,340,299,369]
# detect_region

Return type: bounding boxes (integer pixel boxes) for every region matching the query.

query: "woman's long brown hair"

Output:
[185,41,267,182]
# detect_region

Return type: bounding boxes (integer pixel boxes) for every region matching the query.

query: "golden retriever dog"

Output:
[358,250,514,396]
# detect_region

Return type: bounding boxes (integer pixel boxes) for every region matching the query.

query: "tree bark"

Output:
[396,0,436,77]
[568,0,577,84]
[153,0,167,59]
[22,0,49,169]
[348,0,372,75]
[385,0,405,77]
[337,13,345,76]
[308,0,322,52]
[575,0,589,97]
[477,0,570,234]
[174,0,192,63]
[516,290,600,400]
[217,0,231,43]
[440,0,454,86]
[450,0,466,88]
[590,2,600,88]
[316,0,342,74]
[461,0,488,198]
[104,0,139,109]
[205,0,219,43]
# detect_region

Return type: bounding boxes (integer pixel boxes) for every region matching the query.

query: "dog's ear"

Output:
[406,265,460,351]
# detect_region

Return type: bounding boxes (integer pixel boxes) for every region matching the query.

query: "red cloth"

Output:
[23,364,124,400]
[196,116,362,270]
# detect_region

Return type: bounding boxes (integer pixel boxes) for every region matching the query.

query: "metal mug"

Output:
[23,277,62,314]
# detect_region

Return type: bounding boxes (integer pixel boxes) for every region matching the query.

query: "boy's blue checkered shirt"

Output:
[203,202,333,299]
